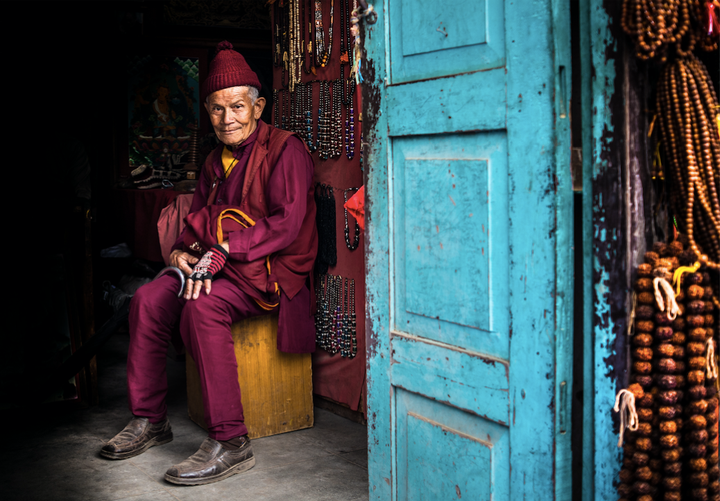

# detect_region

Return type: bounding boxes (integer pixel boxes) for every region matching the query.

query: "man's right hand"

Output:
[169,249,199,276]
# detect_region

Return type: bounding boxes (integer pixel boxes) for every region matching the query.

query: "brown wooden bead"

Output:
[636,320,655,333]
[691,458,709,471]
[634,347,654,361]
[663,448,682,462]
[634,361,653,374]
[638,291,655,304]
[658,391,679,405]
[673,345,685,358]
[657,358,677,373]
[664,461,682,476]
[690,429,710,444]
[634,333,654,346]
[692,472,710,487]
[672,317,687,331]
[633,481,652,494]
[689,284,706,298]
[689,342,707,355]
[692,488,709,501]
[636,277,654,290]
[656,343,676,357]
[660,420,678,434]
[690,415,709,429]
[655,312,673,326]
[660,434,679,448]
[617,482,632,497]
[710,465,720,479]
[636,305,655,319]
[690,356,707,369]
[636,437,653,451]
[633,451,650,466]
[689,399,710,415]
[688,315,707,327]
[671,332,687,345]
[689,386,708,400]
[663,476,683,490]
[690,443,709,458]
[689,370,707,385]
[659,406,677,419]
[636,422,653,436]
[664,492,682,501]
[638,263,653,276]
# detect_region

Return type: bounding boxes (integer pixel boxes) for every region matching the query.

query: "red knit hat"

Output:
[201,41,261,102]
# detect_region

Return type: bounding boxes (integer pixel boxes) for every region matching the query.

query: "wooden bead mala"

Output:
[656,55,720,270]
[617,239,719,501]
[621,0,719,61]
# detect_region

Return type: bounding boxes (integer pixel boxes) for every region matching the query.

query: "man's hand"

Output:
[184,242,230,300]
[169,250,199,276]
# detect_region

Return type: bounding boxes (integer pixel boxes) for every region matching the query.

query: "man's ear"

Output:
[204,100,212,115]
[253,97,266,120]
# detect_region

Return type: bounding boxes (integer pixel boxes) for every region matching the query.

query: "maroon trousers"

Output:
[127,274,269,441]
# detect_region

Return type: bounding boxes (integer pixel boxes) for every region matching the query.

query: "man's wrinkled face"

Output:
[205,86,265,149]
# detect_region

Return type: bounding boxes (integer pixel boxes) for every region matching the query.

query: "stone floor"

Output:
[0,332,369,501]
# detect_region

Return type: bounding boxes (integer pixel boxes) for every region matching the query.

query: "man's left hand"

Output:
[185,242,230,300]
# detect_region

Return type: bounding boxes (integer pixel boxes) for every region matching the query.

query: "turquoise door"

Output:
[363,1,574,499]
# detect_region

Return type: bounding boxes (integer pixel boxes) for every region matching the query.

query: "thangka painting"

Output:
[127,54,200,168]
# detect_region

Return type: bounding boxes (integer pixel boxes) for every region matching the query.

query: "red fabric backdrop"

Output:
[272,1,366,413]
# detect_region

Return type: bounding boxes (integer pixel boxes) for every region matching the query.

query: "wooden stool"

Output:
[186,313,314,439]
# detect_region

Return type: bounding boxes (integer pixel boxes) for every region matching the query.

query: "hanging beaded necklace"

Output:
[302,0,316,75]
[656,54,720,270]
[314,0,334,69]
[621,0,719,60]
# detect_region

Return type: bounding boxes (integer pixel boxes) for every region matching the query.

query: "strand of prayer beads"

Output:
[314,274,357,358]
[314,0,334,68]
[621,0,718,61]
[656,55,720,270]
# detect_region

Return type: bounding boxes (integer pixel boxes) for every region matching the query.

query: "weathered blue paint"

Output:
[364,0,573,498]
[580,0,622,499]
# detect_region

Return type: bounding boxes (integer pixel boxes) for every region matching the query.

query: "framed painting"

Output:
[126,49,206,171]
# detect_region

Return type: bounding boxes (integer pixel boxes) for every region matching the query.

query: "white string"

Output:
[706,338,718,380]
[653,277,680,320]
[613,389,639,447]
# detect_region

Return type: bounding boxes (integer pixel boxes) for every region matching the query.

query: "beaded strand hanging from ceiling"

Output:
[621,0,719,61]
[656,54,720,270]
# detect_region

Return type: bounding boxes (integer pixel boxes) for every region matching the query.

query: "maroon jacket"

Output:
[176,120,317,352]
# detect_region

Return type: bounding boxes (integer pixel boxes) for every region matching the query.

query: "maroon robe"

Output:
[127,120,317,441]
[172,120,317,353]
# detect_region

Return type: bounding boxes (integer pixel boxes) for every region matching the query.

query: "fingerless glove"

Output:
[190,245,229,281]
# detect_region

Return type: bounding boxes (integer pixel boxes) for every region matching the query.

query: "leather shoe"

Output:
[164,436,255,486]
[100,417,173,460]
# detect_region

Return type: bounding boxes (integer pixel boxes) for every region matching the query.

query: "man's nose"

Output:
[221,110,234,124]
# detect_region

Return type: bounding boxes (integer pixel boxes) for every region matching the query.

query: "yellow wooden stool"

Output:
[186,313,314,439]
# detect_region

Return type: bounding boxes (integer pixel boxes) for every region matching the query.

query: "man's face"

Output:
[204,86,266,149]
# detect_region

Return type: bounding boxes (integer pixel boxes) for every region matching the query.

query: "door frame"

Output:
[361,0,575,498]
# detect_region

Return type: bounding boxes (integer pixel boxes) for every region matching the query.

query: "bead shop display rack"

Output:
[272,0,366,416]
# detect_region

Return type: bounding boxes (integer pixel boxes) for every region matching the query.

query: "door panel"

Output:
[392,132,509,359]
[396,389,510,500]
[385,70,507,136]
[364,0,573,499]
[389,0,505,84]
[391,335,509,424]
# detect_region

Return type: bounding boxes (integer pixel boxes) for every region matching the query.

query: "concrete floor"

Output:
[0,332,369,501]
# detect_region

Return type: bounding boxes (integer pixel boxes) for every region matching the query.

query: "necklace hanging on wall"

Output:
[302,0,316,75]
[331,79,342,158]
[344,188,360,251]
[314,0,334,69]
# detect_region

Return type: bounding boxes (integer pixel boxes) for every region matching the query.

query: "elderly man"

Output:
[100,41,317,486]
